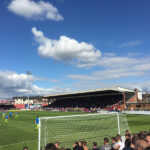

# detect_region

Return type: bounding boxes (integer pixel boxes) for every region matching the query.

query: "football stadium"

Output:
[1,1,150,150]
[0,87,150,150]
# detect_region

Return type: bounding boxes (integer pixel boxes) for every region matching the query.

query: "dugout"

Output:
[44,87,135,110]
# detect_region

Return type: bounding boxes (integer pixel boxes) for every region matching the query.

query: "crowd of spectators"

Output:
[39,130,150,150]
[49,95,122,109]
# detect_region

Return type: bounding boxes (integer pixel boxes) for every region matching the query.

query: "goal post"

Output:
[38,113,129,150]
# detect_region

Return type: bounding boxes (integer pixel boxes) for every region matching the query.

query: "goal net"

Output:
[38,113,129,150]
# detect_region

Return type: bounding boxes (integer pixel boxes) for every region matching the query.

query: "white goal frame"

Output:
[38,112,121,150]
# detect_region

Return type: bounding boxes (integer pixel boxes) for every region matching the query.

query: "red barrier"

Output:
[14,104,25,109]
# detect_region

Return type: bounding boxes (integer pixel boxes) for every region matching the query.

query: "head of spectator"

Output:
[73,142,79,148]
[55,142,60,149]
[138,132,147,141]
[74,146,84,150]
[126,130,130,135]
[45,143,57,150]
[73,142,80,150]
[125,133,131,140]
[131,134,141,149]
[146,133,150,146]
[135,140,149,150]
[104,138,109,145]
[79,141,82,146]
[81,141,88,150]
[116,134,122,142]
[23,147,28,150]
[93,142,98,148]
[125,138,131,147]
[112,137,117,144]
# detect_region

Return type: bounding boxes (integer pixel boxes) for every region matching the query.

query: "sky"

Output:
[0,0,150,98]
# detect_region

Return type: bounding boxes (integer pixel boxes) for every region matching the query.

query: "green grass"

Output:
[0,111,150,150]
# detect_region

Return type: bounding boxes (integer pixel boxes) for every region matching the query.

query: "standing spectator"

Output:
[114,135,125,150]
[73,142,79,150]
[123,138,132,150]
[45,143,57,150]
[135,140,148,150]
[23,146,28,150]
[93,142,99,150]
[79,141,83,146]
[112,137,118,149]
[146,133,150,146]
[100,138,111,150]
[125,134,131,140]
[55,142,61,149]
[81,141,88,150]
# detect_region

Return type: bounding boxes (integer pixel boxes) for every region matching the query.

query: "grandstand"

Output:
[44,87,136,111]
[0,99,15,110]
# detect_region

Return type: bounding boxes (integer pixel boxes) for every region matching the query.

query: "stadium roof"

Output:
[44,86,134,98]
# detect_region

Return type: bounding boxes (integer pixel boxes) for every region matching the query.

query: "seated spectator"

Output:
[113,135,125,150]
[93,142,99,150]
[135,140,148,150]
[100,137,111,150]
[146,133,150,146]
[81,141,88,150]
[45,143,57,150]
[23,147,28,150]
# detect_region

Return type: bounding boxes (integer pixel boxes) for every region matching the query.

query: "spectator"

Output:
[79,141,83,146]
[93,142,99,150]
[45,143,57,150]
[123,138,132,150]
[125,134,131,140]
[74,146,84,150]
[131,134,141,149]
[135,140,148,150]
[146,133,150,146]
[100,138,111,150]
[113,135,125,150]
[126,131,130,135]
[23,147,28,150]
[112,137,118,149]
[81,141,88,150]
[55,142,61,149]
[73,142,79,150]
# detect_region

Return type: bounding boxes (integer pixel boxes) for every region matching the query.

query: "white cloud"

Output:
[118,40,142,47]
[68,55,150,81]
[8,0,63,21]
[0,70,69,98]
[32,27,101,68]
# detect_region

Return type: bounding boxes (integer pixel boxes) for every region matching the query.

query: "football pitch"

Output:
[0,111,150,150]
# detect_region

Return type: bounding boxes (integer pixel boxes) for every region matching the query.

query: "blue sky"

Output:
[0,0,150,97]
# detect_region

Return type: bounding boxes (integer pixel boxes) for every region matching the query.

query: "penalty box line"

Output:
[0,139,37,147]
